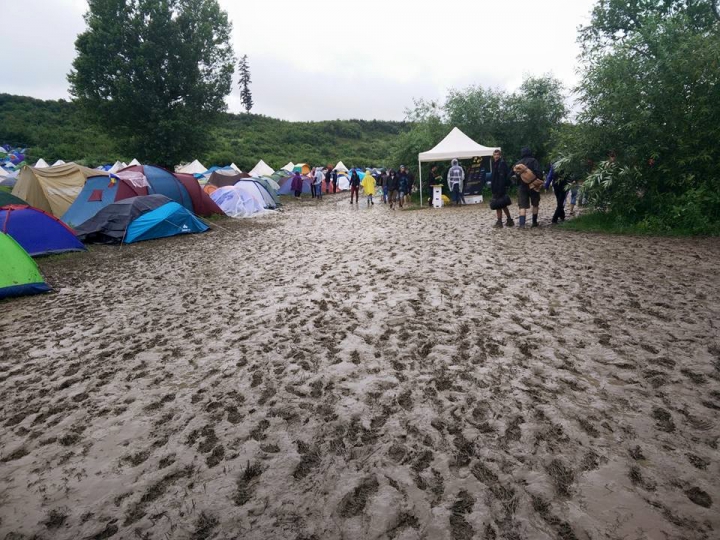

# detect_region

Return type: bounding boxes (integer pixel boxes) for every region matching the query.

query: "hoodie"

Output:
[447,159,465,190]
[516,147,542,182]
[361,170,376,196]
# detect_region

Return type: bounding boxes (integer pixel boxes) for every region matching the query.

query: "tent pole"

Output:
[418,156,423,207]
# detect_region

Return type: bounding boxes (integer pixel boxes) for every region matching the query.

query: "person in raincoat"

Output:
[361,169,376,206]
[447,158,464,206]
[291,171,303,198]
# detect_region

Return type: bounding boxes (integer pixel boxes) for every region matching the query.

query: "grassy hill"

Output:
[0,94,408,170]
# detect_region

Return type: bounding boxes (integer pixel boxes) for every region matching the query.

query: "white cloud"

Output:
[1,0,596,119]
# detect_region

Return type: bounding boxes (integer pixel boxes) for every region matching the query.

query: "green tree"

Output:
[559,0,720,233]
[68,0,235,167]
[238,54,253,113]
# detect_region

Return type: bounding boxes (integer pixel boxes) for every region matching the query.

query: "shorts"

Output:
[518,185,540,209]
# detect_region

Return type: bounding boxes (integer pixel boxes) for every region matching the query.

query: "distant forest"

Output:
[0,94,408,170]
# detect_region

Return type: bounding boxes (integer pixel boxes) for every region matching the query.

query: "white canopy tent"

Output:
[129,158,141,166]
[334,161,349,173]
[51,159,66,167]
[34,158,49,168]
[280,162,295,172]
[230,163,242,173]
[108,161,127,174]
[418,127,500,206]
[249,159,274,177]
[177,159,206,174]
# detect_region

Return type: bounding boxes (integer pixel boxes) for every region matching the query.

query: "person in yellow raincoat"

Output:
[360,170,376,207]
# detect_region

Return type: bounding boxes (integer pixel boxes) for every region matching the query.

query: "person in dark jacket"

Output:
[386,169,399,210]
[397,166,409,208]
[514,146,542,228]
[324,168,332,194]
[377,171,388,203]
[551,169,570,224]
[331,169,338,194]
[405,168,415,205]
[349,168,361,204]
[490,150,514,227]
[291,171,303,198]
[427,165,441,206]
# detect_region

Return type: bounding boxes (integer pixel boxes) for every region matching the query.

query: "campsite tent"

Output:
[176,160,206,175]
[52,160,66,167]
[129,158,140,166]
[230,163,242,173]
[108,161,128,174]
[210,186,265,217]
[12,163,109,217]
[293,163,311,175]
[281,162,295,172]
[207,170,250,188]
[235,180,277,209]
[0,205,86,256]
[417,127,500,206]
[278,175,312,195]
[61,172,150,227]
[249,159,275,178]
[334,161,349,173]
[34,158,49,168]
[123,165,193,211]
[0,191,28,207]
[0,232,51,299]
[174,172,224,217]
[74,195,172,243]
[123,202,208,244]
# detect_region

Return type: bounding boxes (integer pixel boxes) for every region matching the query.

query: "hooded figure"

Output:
[447,158,465,205]
[291,171,303,198]
[514,147,543,227]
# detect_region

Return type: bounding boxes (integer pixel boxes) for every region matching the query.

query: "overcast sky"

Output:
[2,0,596,121]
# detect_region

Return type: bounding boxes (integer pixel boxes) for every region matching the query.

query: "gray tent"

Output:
[74,195,171,243]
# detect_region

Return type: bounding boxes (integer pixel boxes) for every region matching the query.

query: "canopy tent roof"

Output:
[280,162,294,172]
[249,159,274,177]
[51,160,66,167]
[230,163,242,173]
[129,158,141,166]
[334,161,349,172]
[418,127,499,162]
[34,158,49,168]
[176,159,206,175]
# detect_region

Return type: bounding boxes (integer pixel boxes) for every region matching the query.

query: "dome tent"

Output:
[0,232,51,299]
[0,205,86,256]
[123,202,208,244]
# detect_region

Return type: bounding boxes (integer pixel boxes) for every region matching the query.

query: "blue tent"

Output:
[143,165,193,211]
[124,202,209,244]
[0,205,86,256]
[61,175,149,227]
[278,176,312,195]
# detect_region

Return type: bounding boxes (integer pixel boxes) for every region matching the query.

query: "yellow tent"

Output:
[292,163,310,175]
[12,163,108,217]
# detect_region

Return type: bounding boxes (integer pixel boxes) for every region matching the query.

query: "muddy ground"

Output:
[1,195,719,540]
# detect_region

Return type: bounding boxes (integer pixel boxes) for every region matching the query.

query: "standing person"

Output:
[325,167,332,194]
[310,168,317,198]
[314,167,324,200]
[427,165,441,206]
[398,166,409,209]
[361,169,376,206]
[551,168,570,224]
[447,158,465,206]
[377,170,387,203]
[386,169,399,210]
[291,171,303,198]
[405,167,415,205]
[331,169,338,194]
[514,147,542,228]
[349,168,361,205]
[490,149,514,227]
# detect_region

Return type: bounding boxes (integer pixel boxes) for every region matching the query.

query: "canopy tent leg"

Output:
[418,157,423,207]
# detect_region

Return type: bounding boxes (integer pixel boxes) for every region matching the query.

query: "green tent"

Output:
[0,191,28,207]
[0,232,51,299]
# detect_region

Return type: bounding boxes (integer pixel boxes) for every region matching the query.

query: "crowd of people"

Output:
[288,149,580,228]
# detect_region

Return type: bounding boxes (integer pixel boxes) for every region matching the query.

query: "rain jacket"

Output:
[490,158,510,197]
[386,172,399,191]
[290,173,303,192]
[447,159,465,191]
[361,172,376,196]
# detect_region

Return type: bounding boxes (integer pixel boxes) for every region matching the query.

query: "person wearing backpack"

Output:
[349,168,361,205]
[490,150,514,227]
[447,158,464,206]
[514,147,543,227]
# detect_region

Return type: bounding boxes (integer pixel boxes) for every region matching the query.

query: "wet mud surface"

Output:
[1,197,719,539]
